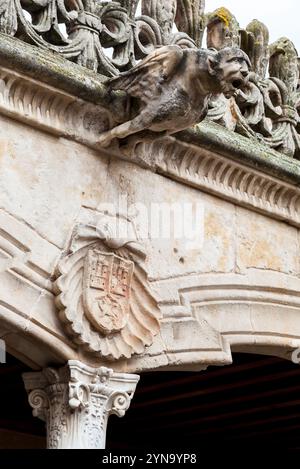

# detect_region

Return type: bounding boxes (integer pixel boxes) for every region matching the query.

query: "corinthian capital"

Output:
[23,360,139,449]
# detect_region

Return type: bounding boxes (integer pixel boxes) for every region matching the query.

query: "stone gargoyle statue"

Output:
[97,45,251,147]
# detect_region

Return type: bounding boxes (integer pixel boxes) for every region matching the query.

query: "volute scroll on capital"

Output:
[54,218,161,361]
[23,361,140,449]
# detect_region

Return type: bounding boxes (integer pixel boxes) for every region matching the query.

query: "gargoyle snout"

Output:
[241,68,249,78]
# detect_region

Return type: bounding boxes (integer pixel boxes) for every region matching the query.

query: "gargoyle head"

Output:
[208,47,251,98]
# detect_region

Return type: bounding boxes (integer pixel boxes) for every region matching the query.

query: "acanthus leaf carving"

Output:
[204,8,300,160]
[23,360,139,449]
[0,0,18,36]
[141,0,177,42]
[25,0,77,44]
[175,0,205,48]
[1,1,300,159]
[241,19,269,79]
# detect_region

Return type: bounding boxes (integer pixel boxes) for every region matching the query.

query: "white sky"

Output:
[205,1,300,52]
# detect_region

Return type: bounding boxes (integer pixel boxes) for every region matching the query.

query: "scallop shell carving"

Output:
[54,221,161,361]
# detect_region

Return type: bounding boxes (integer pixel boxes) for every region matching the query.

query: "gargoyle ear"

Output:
[207,55,218,75]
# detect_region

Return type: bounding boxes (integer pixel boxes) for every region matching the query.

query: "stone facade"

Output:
[0,0,299,449]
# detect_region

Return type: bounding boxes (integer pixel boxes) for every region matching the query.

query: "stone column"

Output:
[22,360,139,449]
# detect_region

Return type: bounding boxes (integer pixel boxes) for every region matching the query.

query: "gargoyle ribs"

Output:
[97,45,250,146]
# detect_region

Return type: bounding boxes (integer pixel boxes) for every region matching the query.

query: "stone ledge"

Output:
[1,32,300,188]
[0,33,108,104]
[127,137,300,228]
[177,123,300,188]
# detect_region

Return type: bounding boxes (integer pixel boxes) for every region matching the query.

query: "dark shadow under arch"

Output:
[107,353,300,451]
[1,352,300,450]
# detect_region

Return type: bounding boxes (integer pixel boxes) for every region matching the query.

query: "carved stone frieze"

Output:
[54,218,161,360]
[0,62,299,232]
[175,0,205,48]
[0,66,115,144]
[125,134,300,228]
[0,0,199,76]
[23,360,139,449]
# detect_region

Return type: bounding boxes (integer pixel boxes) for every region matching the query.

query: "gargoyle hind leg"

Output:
[97,110,155,148]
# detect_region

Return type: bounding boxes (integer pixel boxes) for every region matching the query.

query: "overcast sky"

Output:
[205,1,300,52]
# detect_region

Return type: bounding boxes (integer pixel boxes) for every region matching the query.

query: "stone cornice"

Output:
[125,136,300,228]
[0,33,299,179]
[1,2,299,159]
[1,36,300,228]
[0,63,114,148]
[177,123,300,188]
[0,34,108,104]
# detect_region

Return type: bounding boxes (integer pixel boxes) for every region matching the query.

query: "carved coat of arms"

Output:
[54,221,161,360]
[83,249,134,335]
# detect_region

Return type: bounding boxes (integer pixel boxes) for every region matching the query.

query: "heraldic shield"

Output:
[83,249,134,335]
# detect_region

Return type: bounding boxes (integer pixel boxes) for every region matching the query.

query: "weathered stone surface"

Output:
[1,94,300,371]
[0,114,110,248]
[97,45,250,146]
[104,160,236,278]
[0,13,300,375]
[0,37,299,188]
[236,209,299,275]
[0,1,300,158]
[23,361,139,449]
[54,218,161,361]
[177,122,300,186]
[0,34,109,103]
[2,3,300,452]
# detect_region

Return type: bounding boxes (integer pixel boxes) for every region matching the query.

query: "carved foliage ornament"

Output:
[23,361,139,449]
[0,0,202,75]
[205,9,300,159]
[54,220,161,360]
[1,1,300,158]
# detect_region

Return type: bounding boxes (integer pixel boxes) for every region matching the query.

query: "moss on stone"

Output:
[207,7,236,29]
[0,33,109,105]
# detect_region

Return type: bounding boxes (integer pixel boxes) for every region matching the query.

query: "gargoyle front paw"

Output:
[97,132,114,148]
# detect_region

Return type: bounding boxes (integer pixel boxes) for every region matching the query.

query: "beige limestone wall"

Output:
[1,111,300,371]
